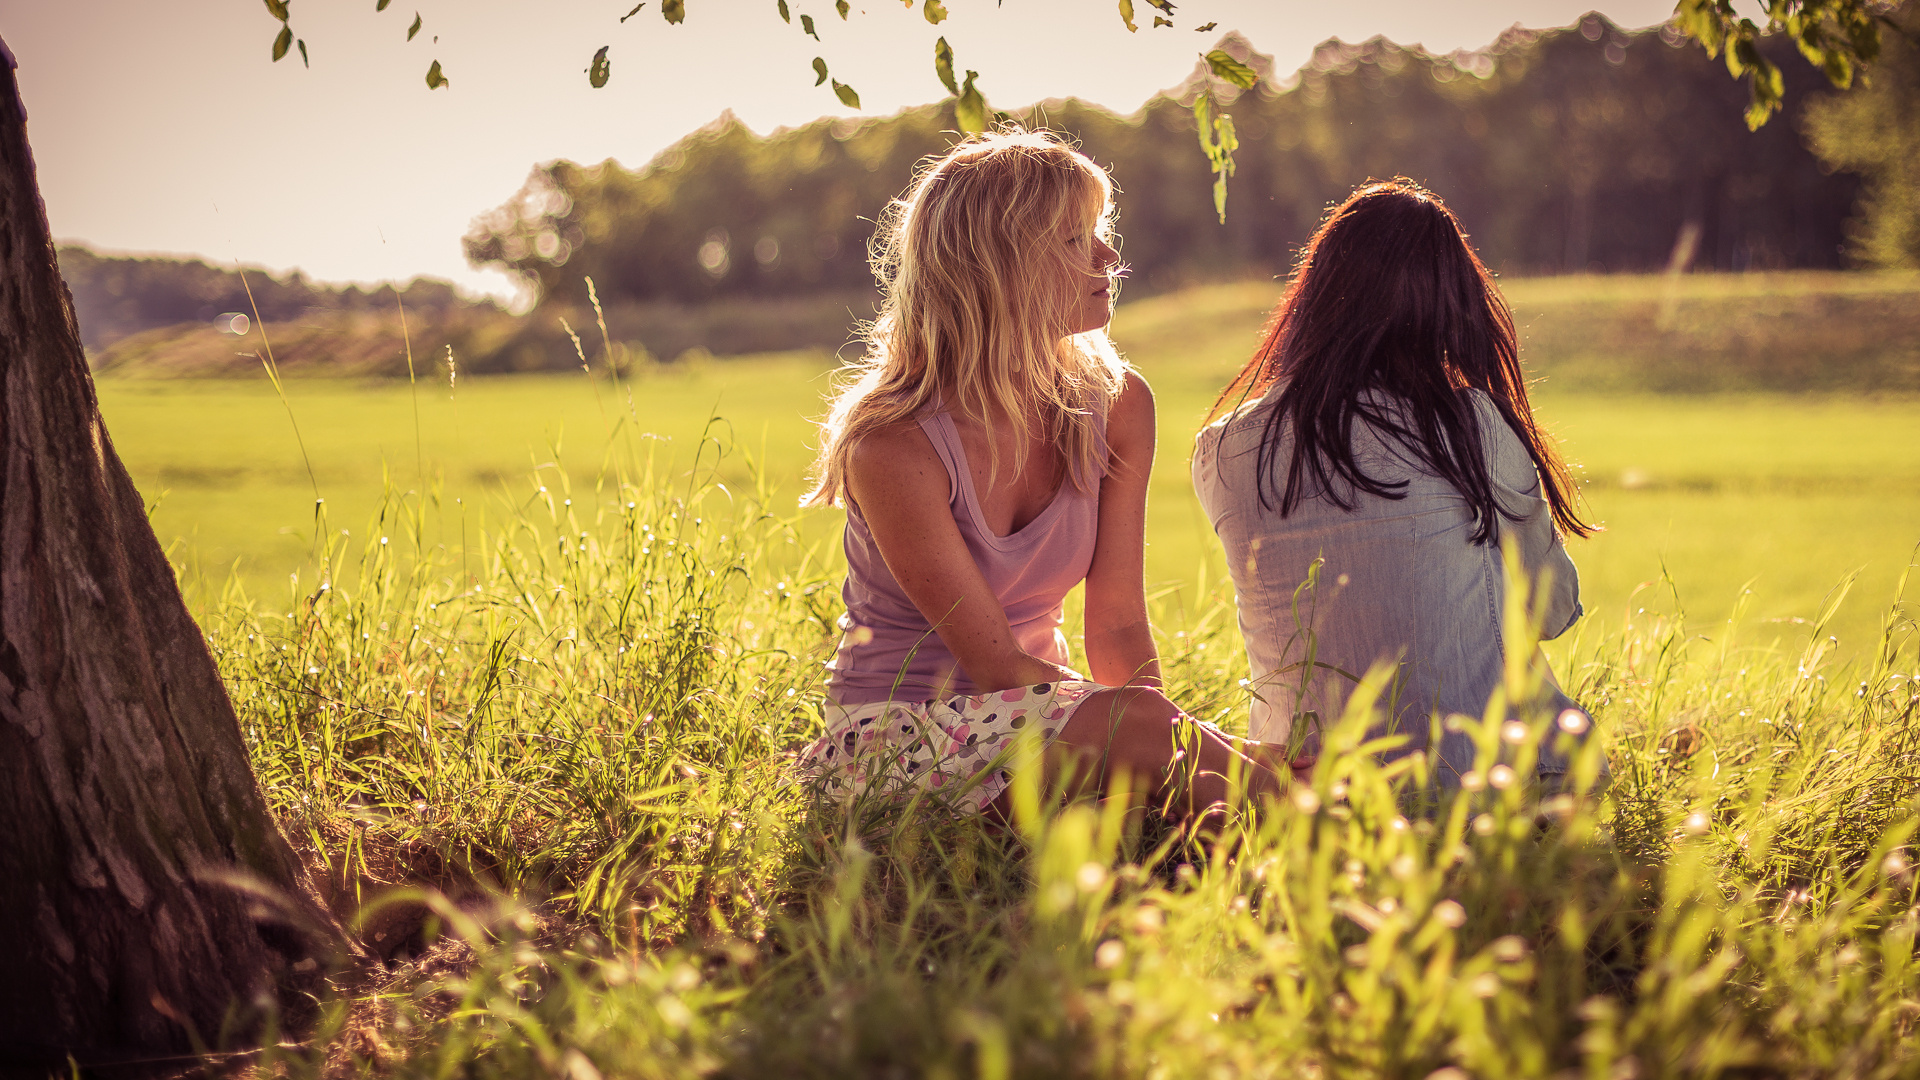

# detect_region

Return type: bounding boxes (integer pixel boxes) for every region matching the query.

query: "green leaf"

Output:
[262,0,290,21]
[1117,0,1137,33]
[955,70,986,133]
[588,45,611,87]
[425,58,448,88]
[923,0,947,24]
[1142,0,1173,11]
[662,0,685,23]
[1154,15,1171,27]
[620,2,647,21]
[297,38,308,67]
[1212,110,1238,159]
[1204,49,1258,89]
[272,25,293,61]
[376,0,390,10]
[836,0,849,17]
[813,56,829,86]
[1742,55,1785,129]
[777,0,790,22]
[1194,20,1215,31]
[1821,48,1853,88]
[801,13,819,39]
[407,12,422,40]
[1193,94,1238,222]
[934,36,958,95]
[832,78,861,109]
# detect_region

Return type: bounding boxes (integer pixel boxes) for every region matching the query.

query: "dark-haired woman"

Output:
[1193,179,1598,785]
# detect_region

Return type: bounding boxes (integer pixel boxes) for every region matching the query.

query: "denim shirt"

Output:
[1194,385,1590,783]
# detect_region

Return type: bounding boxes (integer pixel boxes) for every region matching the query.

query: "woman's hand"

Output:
[1083,369,1162,688]
[846,420,1073,692]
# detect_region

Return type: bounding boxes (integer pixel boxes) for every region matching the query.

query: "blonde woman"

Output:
[801,129,1295,821]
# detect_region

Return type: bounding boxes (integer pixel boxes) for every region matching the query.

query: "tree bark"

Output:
[0,38,335,1073]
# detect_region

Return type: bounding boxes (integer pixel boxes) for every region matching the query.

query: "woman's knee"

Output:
[1056,687,1186,762]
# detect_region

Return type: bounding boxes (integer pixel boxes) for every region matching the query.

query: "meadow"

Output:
[204,402,1918,1079]
[101,272,1920,657]
[96,271,1920,1077]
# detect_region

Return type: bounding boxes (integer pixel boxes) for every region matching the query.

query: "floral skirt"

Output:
[802,680,1107,814]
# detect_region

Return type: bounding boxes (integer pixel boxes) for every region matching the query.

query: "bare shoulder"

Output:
[1102,369,1157,483]
[1107,368,1157,441]
[845,419,949,504]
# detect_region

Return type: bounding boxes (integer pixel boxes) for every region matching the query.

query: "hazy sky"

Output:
[4,0,1675,302]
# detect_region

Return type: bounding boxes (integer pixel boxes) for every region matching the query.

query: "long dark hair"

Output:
[1210,179,1592,543]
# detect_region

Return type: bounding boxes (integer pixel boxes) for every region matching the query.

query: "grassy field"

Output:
[206,423,1920,1077]
[97,271,1920,1076]
[99,272,1920,657]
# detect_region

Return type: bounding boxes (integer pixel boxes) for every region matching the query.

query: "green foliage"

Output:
[933,36,958,95]
[207,428,1920,1077]
[1804,3,1920,268]
[1203,48,1257,88]
[465,20,1862,311]
[425,59,447,89]
[954,69,987,135]
[588,46,611,90]
[1191,92,1238,224]
[832,79,860,111]
[661,0,685,25]
[406,11,421,41]
[1673,0,1896,127]
[1192,49,1258,221]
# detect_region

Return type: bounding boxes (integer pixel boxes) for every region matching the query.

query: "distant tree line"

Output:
[57,246,486,353]
[466,12,1906,313]
[64,9,1916,373]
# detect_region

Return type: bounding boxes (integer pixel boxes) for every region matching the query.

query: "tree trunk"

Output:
[0,38,336,1073]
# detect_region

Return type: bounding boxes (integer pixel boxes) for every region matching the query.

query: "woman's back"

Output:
[1194,385,1583,780]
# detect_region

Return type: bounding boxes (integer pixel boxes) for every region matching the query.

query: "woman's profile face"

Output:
[1048,217,1120,337]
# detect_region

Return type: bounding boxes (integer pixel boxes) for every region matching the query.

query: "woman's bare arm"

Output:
[1082,369,1161,688]
[846,421,1074,692]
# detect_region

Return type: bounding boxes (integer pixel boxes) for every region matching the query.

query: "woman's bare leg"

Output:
[1026,686,1290,816]
[1229,734,1317,785]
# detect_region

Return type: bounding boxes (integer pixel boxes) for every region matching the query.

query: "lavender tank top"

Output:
[826,410,1105,706]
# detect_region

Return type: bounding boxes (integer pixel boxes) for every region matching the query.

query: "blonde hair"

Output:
[804,127,1128,508]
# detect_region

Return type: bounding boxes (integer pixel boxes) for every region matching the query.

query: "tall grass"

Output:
[207,434,1920,1079]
